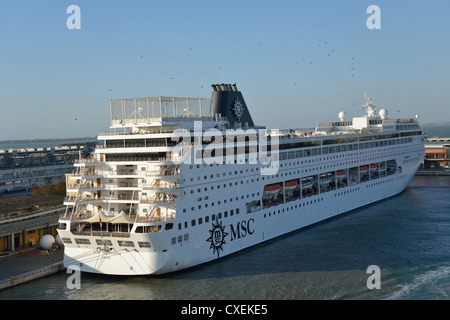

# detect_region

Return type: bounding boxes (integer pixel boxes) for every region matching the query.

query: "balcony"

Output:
[143,182,180,192]
[140,193,178,206]
[64,194,140,205]
[67,182,142,191]
[146,168,180,178]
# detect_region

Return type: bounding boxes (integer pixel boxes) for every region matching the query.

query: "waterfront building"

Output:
[0,143,95,194]
[422,139,450,169]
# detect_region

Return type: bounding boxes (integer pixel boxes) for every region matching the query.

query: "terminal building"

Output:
[0,141,96,194]
[0,206,64,252]
[422,138,450,169]
[0,141,96,252]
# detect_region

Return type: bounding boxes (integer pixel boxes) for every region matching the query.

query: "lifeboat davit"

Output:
[264,183,281,194]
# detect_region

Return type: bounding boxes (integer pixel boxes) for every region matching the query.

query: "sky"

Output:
[0,0,449,140]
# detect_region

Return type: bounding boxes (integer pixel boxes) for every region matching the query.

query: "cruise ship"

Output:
[57,84,425,275]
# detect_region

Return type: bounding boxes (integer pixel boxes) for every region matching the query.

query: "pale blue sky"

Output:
[0,0,449,139]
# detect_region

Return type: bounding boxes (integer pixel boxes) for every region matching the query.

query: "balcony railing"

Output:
[146,169,180,177]
[143,182,180,190]
[64,195,140,203]
[67,182,142,190]
[140,195,178,204]
[71,170,147,177]
[60,210,174,224]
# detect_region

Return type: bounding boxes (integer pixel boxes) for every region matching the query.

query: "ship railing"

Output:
[98,129,177,136]
[60,210,174,224]
[360,127,382,133]
[95,156,176,163]
[135,214,176,223]
[115,182,141,188]
[72,230,131,238]
[67,182,98,190]
[109,96,212,126]
[146,169,180,177]
[102,170,145,176]
[60,210,132,221]
[64,196,100,203]
[115,170,147,176]
[383,118,418,124]
[64,195,140,202]
[75,158,99,164]
[143,182,180,190]
[74,151,98,164]
[68,182,141,189]
[148,157,180,163]
[70,170,99,177]
[101,142,174,148]
[75,156,182,163]
[102,195,140,201]
[70,169,148,178]
[60,210,95,221]
[140,195,178,204]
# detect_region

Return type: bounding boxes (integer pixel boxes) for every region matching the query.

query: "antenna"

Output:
[362,93,376,117]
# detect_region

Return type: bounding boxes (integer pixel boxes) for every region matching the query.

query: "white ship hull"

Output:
[57,84,425,275]
[59,146,423,275]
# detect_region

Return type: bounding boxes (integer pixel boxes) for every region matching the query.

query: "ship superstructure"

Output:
[57,84,425,275]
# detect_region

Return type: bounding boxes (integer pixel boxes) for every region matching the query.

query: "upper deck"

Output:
[105,86,422,144]
[109,96,216,126]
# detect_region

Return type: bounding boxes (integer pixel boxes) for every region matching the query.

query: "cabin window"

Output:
[165,223,173,230]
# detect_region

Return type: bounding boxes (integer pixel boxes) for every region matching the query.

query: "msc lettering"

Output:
[229,218,255,241]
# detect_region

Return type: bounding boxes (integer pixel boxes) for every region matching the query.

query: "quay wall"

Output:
[0,260,64,290]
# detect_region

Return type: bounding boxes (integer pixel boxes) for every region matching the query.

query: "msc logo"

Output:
[206,219,255,257]
[206,220,228,258]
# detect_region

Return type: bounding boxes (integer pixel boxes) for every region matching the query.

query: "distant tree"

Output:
[31,185,42,196]
[31,180,66,196]
[53,180,66,195]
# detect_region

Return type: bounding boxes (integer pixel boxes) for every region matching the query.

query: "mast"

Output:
[362,93,376,117]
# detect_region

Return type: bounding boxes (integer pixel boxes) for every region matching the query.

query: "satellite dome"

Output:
[338,111,347,122]
[40,234,55,250]
[379,108,388,119]
[55,234,63,246]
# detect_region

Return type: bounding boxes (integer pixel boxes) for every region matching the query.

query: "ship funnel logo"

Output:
[232,98,245,121]
[206,220,228,258]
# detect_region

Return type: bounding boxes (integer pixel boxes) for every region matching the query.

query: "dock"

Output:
[0,205,66,291]
[415,169,450,176]
[0,248,64,290]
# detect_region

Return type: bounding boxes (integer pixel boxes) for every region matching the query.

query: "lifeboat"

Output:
[284,180,298,190]
[264,183,281,194]
[360,165,369,171]
[370,164,378,169]
[336,170,346,176]
[320,172,333,182]
[301,177,313,188]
